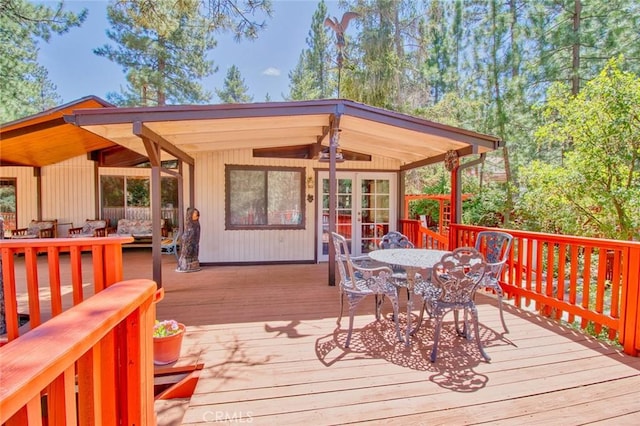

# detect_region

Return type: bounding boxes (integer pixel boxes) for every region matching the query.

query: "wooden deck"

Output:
[11,249,640,425]
[143,252,640,425]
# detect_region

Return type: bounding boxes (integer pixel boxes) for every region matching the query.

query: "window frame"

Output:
[225,165,306,230]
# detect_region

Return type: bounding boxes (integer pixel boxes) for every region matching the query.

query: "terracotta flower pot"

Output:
[153,323,185,365]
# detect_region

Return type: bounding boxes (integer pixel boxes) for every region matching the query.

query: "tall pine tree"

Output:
[288,1,332,100]
[0,0,86,121]
[216,65,253,103]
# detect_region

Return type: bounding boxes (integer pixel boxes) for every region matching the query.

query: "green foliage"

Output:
[96,3,217,106]
[517,57,640,240]
[288,1,333,100]
[0,0,86,121]
[462,182,509,227]
[216,65,253,103]
[113,0,272,40]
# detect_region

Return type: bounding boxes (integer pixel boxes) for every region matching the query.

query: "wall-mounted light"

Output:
[307,176,314,189]
[307,194,314,203]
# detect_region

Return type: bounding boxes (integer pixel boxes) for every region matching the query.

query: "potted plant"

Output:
[153,319,185,365]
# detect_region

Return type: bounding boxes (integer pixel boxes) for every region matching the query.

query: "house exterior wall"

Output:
[42,156,96,235]
[1,166,38,230]
[1,156,96,235]
[2,149,400,263]
[194,149,400,263]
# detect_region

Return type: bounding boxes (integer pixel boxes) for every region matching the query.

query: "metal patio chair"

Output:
[474,230,513,333]
[161,230,181,260]
[331,232,402,348]
[378,231,416,291]
[419,247,490,362]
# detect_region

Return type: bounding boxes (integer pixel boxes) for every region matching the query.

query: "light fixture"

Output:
[307,176,314,189]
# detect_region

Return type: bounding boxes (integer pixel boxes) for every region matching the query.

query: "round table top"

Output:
[368,248,450,269]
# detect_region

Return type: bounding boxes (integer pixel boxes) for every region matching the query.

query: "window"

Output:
[100,175,179,227]
[0,178,17,232]
[226,165,305,230]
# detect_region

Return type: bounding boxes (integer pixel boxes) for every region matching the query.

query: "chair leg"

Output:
[410,301,426,336]
[430,311,444,362]
[389,295,403,343]
[345,309,356,348]
[337,292,345,326]
[478,282,509,334]
[375,295,383,320]
[495,290,509,333]
[470,305,491,362]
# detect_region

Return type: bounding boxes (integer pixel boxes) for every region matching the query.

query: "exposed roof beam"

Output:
[132,121,195,166]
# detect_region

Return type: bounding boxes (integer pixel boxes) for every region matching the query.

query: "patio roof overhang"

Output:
[61,99,502,170]
[0,96,117,167]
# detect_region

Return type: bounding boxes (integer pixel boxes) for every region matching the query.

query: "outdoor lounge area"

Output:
[2,239,639,425]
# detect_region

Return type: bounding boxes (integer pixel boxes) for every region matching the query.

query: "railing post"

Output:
[621,245,640,356]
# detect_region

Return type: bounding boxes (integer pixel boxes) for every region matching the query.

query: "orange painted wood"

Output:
[0,236,132,341]
[77,346,100,425]
[1,247,19,339]
[47,247,63,317]
[25,247,42,327]
[99,331,118,425]
[46,366,76,426]
[0,278,157,424]
[70,246,84,305]
[556,243,566,321]
[622,246,640,355]
[92,245,105,292]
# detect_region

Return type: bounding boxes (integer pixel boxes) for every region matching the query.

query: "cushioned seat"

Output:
[68,219,108,238]
[11,219,57,239]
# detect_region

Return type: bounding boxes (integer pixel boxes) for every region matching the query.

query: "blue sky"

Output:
[37,0,344,103]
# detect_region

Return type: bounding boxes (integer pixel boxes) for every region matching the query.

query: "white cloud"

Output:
[262,67,281,77]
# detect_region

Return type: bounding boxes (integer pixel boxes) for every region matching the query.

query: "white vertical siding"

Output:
[41,156,96,233]
[0,167,38,229]
[195,150,317,263]
[3,147,401,261]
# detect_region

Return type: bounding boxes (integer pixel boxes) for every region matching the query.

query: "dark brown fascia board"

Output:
[341,102,502,151]
[253,145,315,159]
[132,122,195,166]
[63,100,344,127]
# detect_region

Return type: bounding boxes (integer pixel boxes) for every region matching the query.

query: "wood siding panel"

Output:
[0,166,38,230]
[42,156,96,233]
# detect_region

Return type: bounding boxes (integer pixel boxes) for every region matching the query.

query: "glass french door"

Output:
[318,172,397,261]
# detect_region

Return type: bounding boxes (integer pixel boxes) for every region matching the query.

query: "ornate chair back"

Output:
[379,231,414,249]
[330,232,401,347]
[474,231,513,281]
[473,230,513,333]
[432,247,486,305]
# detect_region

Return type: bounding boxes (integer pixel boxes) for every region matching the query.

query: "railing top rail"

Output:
[0,278,157,419]
[0,236,133,250]
[453,224,640,249]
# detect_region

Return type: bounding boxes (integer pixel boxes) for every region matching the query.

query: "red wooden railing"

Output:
[401,219,448,250]
[1,236,133,341]
[0,278,158,424]
[450,224,640,357]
